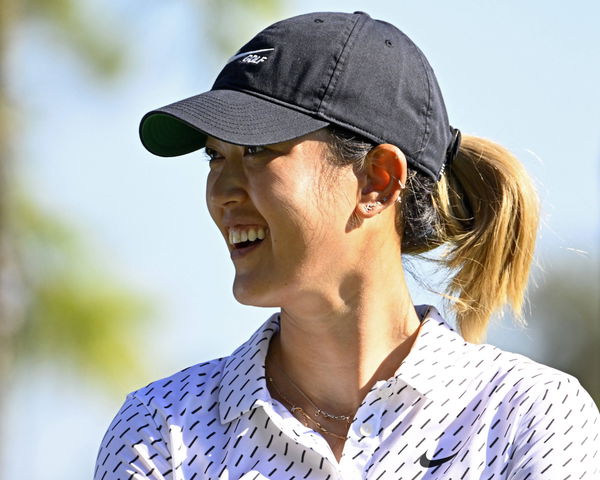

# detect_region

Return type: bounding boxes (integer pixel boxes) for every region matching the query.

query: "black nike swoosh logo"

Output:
[419,451,458,468]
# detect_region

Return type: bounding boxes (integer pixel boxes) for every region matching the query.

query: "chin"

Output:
[232,279,280,308]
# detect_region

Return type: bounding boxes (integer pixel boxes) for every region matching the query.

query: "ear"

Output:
[356,144,407,218]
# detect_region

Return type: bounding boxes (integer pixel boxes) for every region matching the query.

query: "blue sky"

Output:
[3,1,599,478]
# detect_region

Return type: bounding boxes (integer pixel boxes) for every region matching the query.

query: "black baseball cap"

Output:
[140,11,460,181]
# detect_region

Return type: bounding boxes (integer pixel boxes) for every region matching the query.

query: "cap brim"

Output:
[139,89,330,157]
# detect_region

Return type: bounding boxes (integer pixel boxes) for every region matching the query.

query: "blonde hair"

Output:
[326,127,540,343]
[404,135,539,343]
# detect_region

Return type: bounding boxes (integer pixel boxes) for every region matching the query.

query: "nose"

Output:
[206,149,248,209]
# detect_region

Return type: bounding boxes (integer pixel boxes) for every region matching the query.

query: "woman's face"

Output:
[205,130,362,309]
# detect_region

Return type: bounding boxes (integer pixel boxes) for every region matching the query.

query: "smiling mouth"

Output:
[233,238,264,249]
[228,226,268,250]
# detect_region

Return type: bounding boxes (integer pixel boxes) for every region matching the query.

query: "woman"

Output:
[95,11,599,480]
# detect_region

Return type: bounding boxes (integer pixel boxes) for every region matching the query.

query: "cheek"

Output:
[313,168,360,231]
[205,177,220,226]
[269,172,355,250]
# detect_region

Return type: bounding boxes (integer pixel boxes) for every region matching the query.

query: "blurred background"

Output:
[0,0,598,478]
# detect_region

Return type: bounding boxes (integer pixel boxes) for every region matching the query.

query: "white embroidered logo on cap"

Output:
[226,48,274,65]
[242,54,268,64]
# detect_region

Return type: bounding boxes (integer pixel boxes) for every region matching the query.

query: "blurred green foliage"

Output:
[0,5,290,476]
[0,0,143,397]
[0,0,286,474]
[0,0,287,395]
[12,189,153,392]
[530,259,600,403]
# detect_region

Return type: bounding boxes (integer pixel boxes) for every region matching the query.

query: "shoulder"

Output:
[422,306,597,425]
[453,332,598,476]
[94,357,229,480]
[478,342,597,422]
[463,339,572,388]
[409,307,590,407]
[94,314,279,480]
[458,333,592,408]
[130,356,227,414]
[420,307,580,402]
[500,361,600,478]
[459,340,599,477]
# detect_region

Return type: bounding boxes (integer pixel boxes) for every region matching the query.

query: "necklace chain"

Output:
[267,376,348,440]
[277,365,353,423]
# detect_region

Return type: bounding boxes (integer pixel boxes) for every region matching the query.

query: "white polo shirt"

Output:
[94,306,599,479]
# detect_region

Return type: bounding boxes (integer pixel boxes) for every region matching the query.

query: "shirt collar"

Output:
[217,313,280,424]
[217,306,477,423]
[393,305,479,403]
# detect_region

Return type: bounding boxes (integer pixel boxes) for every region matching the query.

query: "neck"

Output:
[268,265,421,416]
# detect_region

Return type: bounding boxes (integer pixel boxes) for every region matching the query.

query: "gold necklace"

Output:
[278,366,352,424]
[267,376,348,440]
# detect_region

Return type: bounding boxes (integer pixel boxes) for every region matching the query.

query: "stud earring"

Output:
[380,192,399,204]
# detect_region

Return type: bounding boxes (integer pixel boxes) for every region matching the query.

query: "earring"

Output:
[391,175,406,190]
[380,192,401,204]
[390,175,404,205]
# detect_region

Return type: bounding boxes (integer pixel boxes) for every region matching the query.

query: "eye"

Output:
[245,145,266,156]
[204,147,222,162]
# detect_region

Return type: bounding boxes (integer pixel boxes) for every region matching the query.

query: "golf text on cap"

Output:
[226,48,274,65]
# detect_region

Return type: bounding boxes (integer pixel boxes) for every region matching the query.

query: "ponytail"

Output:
[425,135,539,342]
[324,126,539,343]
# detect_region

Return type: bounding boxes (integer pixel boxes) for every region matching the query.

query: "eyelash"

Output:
[204,147,220,161]
[245,145,265,155]
[203,145,265,161]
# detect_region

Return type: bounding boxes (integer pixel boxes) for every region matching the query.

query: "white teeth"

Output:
[228,226,267,246]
